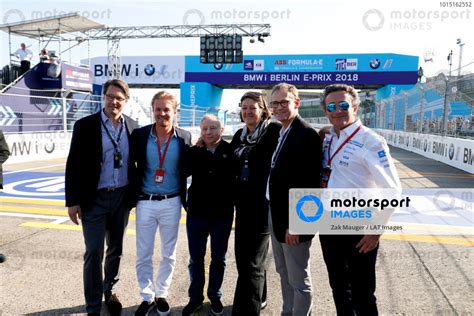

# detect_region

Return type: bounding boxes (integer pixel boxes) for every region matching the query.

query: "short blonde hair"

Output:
[151,91,178,109]
[271,83,299,99]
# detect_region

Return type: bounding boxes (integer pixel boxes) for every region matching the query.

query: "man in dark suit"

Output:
[0,130,9,265]
[65,79,138,316]
[131,91,192,316]
[268,83,322,316]
[0,129,10,190]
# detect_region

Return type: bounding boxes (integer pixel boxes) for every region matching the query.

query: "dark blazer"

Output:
[184,140,237,217]
[268,115,322,243]
[131,124,192,207]
[65,111,138,209]
[0,130,10,188]
[231,122,281,232]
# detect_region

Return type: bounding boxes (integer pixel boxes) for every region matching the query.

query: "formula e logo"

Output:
[296,195,324,222]
[144,64,155,76]
[370,58,381,69]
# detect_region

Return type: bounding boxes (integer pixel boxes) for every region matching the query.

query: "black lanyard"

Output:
[100,116,124,151]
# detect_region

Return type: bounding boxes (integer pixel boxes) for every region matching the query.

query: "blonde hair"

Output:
[151,91,178,109]
[271,83,299,99]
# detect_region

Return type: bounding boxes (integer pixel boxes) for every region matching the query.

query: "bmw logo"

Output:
[214,63,223,70]
[144,64,155,76]
[370,58,381,69]
[448,143,455,160]
[44,140,55,154]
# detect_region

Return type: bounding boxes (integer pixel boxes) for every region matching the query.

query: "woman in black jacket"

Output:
[231,92,281,315]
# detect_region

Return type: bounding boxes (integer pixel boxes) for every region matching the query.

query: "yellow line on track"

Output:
[382,234,474,246]
[0,197,64,206]
[18,222,473,246]
[0,205,66,216]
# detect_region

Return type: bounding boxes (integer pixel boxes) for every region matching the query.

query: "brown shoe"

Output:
[105,293,122,316]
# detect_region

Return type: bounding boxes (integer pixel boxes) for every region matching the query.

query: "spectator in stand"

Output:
[11,43,33,75]
[40,48,51,63]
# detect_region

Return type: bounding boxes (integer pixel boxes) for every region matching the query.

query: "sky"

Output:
[1,0,473,111]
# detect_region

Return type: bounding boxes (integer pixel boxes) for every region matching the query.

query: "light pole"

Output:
[442,50,453,136]
[456,38,465,77]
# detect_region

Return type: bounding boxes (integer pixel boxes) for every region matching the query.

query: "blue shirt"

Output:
[97,110,129,189]
[142,127,181,195]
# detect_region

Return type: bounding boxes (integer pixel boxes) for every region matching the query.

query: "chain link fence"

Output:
[361,74,473,139]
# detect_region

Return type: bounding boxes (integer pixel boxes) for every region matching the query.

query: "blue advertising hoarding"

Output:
[185,53,419,86]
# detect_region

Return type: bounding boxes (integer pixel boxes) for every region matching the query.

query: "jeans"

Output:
[186,213,233,303]
[136,197,182,302]
[81,188,130,313]
[319,235,379,316]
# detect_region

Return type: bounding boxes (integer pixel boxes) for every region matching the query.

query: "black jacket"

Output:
[65,111,138,209]
[130,124,192,207]
[268,116,322,243]
[0,130,10,188]
[231,122,281,232]
[184,140,237,217]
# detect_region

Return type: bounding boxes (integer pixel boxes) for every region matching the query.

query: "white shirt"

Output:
[266,118,294,200]
[323,120,401,189]
[13,48,33,61]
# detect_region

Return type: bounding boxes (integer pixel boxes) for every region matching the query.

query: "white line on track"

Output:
[0,212,66,221]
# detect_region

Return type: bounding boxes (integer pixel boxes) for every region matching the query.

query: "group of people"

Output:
[65,79,400,316]
[10,43,53,76]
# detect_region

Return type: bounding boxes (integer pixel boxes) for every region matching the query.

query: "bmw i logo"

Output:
[144,64,155,76]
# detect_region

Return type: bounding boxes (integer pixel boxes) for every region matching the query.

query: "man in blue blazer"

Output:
[65,79,138,316]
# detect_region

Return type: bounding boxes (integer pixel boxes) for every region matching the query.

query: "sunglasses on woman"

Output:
[326,101,351,112]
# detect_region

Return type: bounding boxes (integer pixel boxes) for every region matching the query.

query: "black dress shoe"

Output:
[105,293,122,315]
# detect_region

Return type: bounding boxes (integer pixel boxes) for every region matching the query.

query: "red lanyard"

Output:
[327,125,361,167]
[156,127,173,169]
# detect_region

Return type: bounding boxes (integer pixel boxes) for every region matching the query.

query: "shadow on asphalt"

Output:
[24,302,235,315]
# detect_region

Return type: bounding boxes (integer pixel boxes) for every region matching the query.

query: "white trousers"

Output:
[136,197,182,302]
